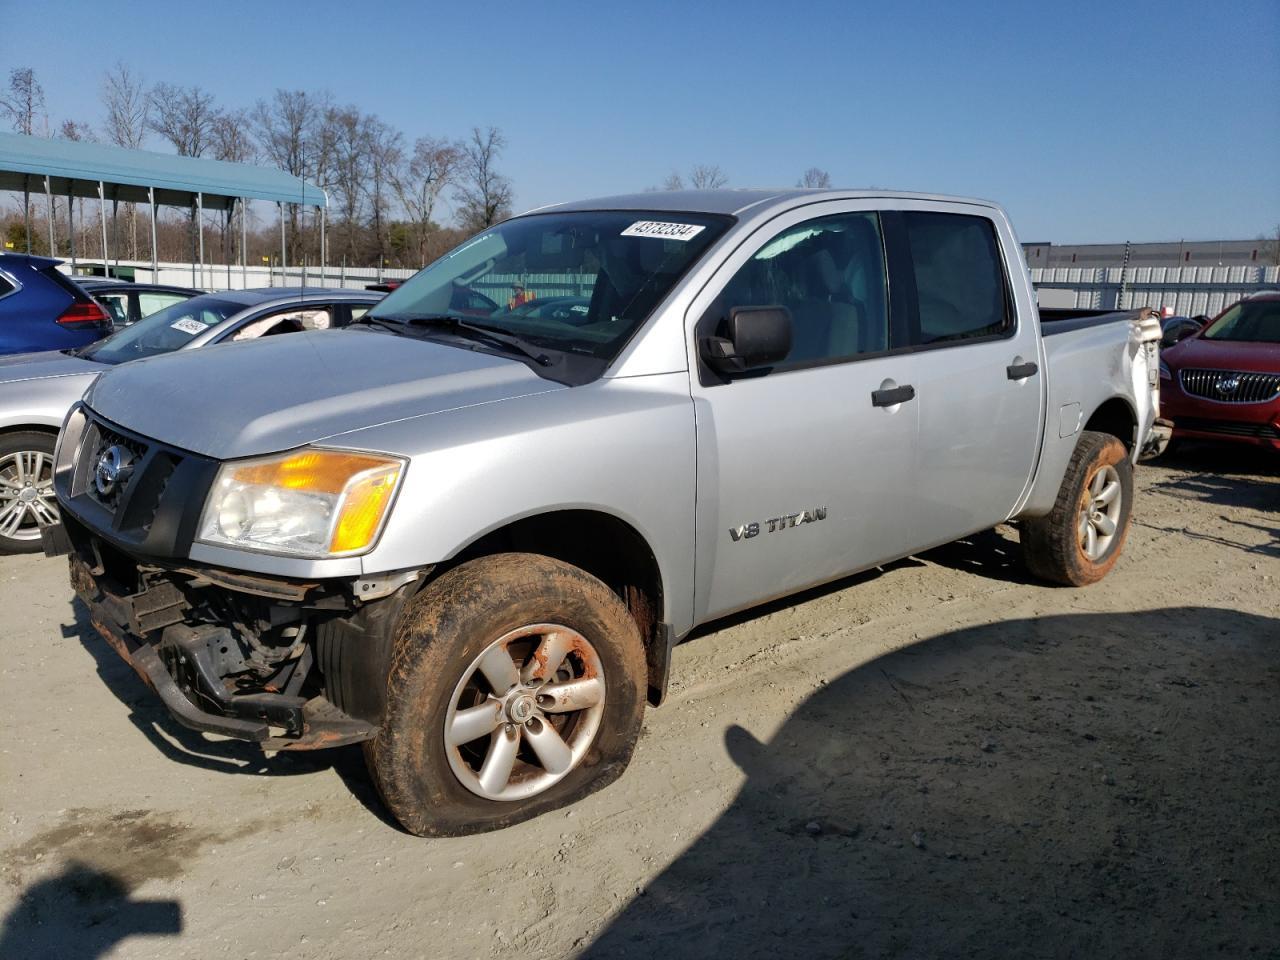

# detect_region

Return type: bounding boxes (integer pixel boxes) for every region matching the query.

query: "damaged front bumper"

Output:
[59,521,386,751]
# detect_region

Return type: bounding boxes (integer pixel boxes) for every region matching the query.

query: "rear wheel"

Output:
[1023,430,1133,586]
[366,553,647,836]
[0,431,59,555]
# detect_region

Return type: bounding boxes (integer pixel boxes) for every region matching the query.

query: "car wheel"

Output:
[0,431,59,555]
[365,553,647,836]
[1023,430,1134,586]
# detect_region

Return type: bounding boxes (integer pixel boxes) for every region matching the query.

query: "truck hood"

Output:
[84,329,564,459]
[0,349,102,384]
[1167,336,1280,373]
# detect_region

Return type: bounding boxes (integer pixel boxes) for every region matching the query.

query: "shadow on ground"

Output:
[0,862,181,960]
[581,607,1280,959]
[1151,442,1278,513]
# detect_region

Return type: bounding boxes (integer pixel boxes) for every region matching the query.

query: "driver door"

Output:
[688,203,920,623]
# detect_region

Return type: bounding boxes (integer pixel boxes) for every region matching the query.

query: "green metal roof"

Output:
[0,132,325,210]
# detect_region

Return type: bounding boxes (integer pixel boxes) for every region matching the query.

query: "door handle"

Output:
[871,384,915,407]
[1007,361,1039,380]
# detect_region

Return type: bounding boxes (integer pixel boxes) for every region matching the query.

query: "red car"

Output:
[1160,292,1280,449]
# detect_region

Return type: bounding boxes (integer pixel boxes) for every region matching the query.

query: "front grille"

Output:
[1179,368,1280,404]
[73,414,181,535]
[84,423,150,511]
[1175,417,1280,440]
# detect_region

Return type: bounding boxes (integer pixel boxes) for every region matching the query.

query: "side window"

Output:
[95,293,130,328]
[231,308,333,342]
[714,212,888,369]
[348,305,372,322]
[138,292,191,318]
[901,212,1011,345]
[0,274,14,297]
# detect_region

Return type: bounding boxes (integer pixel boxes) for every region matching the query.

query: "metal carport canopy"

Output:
[0,131,326,210]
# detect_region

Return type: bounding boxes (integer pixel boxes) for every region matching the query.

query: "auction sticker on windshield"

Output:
[170,318,207,335]
[621,221,706,241]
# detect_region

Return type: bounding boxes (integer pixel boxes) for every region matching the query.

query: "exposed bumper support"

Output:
[69,550,376,751]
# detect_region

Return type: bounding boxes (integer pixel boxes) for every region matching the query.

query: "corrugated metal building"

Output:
[1022,239,1277,269]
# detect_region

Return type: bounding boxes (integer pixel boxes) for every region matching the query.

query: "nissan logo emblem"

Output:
[94,445,135,497]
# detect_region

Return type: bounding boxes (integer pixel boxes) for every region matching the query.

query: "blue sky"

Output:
[3,0,1278,242]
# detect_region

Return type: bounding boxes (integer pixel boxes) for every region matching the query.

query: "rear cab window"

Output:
[894,211,1013,348]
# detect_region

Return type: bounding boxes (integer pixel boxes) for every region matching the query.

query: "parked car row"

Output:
[0,252,204,357]
[0,287,382,552]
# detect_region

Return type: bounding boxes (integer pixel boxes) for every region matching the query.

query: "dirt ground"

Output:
[1,444,1277,960]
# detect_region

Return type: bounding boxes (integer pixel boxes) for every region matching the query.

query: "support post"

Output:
[225,205,233,289]
[111,189,120,275]
[44,176,54,257]
[148,187,158,281]
[22,175,30,253]
[197,193,205,290]
[68,188,76,271]
[279,202,287,287]
[240,198,247,289]
[320,205,326,286]
[98,181,109,275]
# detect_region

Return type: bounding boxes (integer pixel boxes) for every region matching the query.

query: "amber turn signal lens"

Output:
[329,462,401,553]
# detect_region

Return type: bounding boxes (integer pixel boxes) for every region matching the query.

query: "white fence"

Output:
[1031,265,1280,315]
[65,259,420,292]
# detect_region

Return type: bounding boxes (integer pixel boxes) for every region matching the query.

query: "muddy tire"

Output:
[365,553,647,837]
[1023,431,1134,586]
[0,431,59,555]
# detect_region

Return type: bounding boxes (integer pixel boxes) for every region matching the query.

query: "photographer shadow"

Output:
[0,862,181,960]
[581,607,1279,959]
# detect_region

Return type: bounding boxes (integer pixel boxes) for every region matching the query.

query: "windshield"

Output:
[82,296,242,365]
[1201,299,1280,344]
[368,210,732,369]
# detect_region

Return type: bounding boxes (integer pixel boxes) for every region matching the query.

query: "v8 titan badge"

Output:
[729,506,828,542]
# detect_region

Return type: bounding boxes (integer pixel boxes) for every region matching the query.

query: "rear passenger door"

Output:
[882,206,1043,548]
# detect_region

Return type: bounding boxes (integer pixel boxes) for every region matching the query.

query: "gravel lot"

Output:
[1,444,1277,960]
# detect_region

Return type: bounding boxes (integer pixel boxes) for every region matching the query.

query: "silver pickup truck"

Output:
[48,189,1161,835]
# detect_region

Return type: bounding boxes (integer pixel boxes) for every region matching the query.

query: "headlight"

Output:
[197,448,405,558]
[1159,359,1171,380]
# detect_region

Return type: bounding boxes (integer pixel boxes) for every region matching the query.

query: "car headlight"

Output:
[1159,359,1171,380]
[197,448,405,558]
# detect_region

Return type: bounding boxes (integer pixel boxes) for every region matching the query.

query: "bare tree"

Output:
[325,106,371,259]
[662,171,685,191]
[211,110,255,163]
[689,164,728,190]
[797,167,832,188]
[148,83,217,157]
[365,117,403,265]
[1,68,46,251]
[100,62,148,148]
[454,126,513,232]
[0,68,45,136]
[100,63,150,259]
[253,89,329,252]
[391,136,459,265]
[58,119,95,141]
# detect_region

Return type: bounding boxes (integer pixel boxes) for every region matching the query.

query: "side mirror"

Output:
[700,306,792,376]
[1161,318,1201,348]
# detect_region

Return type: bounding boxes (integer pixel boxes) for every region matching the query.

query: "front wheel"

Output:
[366,553,647,836]
[1023,430,1134,586]
[0,431,59,555]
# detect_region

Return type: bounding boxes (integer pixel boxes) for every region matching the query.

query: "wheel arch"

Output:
[436,508,670,705]
[1082,396,1139,452]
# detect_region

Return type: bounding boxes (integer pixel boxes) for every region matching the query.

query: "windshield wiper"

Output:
[391,313,552,367]
[349,314,409,335]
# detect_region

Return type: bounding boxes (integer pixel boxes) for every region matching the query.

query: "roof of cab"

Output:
[533,188,1000,218]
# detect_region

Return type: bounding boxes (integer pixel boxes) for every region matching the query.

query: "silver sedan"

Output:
[0,287,382,553]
